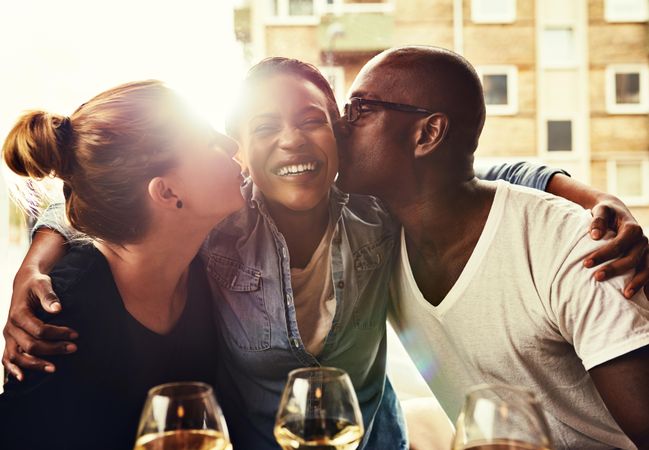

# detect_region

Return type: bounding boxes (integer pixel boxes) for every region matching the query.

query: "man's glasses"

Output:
[343,97,436,123]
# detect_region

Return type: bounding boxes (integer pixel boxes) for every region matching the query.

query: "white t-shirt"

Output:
[389,180,649,450]
[291,221,337,356]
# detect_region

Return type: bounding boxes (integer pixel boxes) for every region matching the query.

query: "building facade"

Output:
[235,0,649,226]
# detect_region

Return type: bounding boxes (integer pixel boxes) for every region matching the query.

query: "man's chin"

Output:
[335,171,366,195]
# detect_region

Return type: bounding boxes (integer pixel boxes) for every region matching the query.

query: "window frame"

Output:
[476,65,519,116]
[604,0,649,23]
[266,0,321,25]
[471,0,517,24]
[322,0,394,14]
[540,26,578,69]
[605,64,649,114]
[545,118,574,153]
[607,158,649,206]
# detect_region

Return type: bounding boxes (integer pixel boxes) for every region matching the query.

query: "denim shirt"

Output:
[34,163,565,450]
[201,180,405,450]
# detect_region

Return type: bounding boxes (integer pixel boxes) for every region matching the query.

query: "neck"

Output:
[382,164,490,254]
[95,215,215,334]
[266,193,331,269]
[384,167,496,307]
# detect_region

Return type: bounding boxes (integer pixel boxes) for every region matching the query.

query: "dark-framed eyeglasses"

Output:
[343,97,436,123]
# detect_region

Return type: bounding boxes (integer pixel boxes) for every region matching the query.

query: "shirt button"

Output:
[286,294,293,304]
[292,338,300,348]
[337,281,345,289]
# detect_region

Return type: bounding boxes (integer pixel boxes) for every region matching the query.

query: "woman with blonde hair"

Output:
[0,80,243,450]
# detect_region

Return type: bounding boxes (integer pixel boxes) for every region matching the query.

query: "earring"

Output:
[176,199,183,209]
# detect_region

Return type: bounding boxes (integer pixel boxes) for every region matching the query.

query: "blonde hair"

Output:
[2,80,194,244]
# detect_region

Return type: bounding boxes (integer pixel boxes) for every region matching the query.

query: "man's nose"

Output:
[278,126,307,151]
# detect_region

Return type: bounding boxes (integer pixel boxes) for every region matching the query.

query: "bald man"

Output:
[337,46,649,449]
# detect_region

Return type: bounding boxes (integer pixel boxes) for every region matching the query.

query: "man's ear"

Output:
[147,177,180,209]
[414,113,449,159]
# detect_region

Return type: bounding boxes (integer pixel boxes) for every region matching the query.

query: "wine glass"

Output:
[452,384,554,450]
[133,381,231,450]
[274,367,364,450]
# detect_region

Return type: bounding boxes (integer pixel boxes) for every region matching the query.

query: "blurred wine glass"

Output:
[133,381,230,450]
[452,384,554,450]
[274,367,364,450]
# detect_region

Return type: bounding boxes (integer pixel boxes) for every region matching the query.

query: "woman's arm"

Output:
[477,162,649,298]
[547,174,649,298]
[3,229,77,381]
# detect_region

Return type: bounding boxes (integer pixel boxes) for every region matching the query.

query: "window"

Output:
[607,159,649,205]
[605,64,649,114]
[477,66,518,115]
[541,27,576,68]
[288,0,315,15]
[269,0,319,23]
[471,0,517,23]
[318,66,346,106]
[322,0,394,14]
[547,120,572,152]
[605,0,649,22]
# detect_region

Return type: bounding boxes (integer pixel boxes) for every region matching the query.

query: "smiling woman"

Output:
[238,74,339,214]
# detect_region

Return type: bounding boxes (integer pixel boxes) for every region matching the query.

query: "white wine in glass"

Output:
[452,384,554,450]
[274,367,364,450]
[133,381,231,450]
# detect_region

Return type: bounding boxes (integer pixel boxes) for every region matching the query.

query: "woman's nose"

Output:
[278,127,307,151]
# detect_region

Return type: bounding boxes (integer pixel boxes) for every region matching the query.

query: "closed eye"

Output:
[301,117,328,129]
[252,123,280,136]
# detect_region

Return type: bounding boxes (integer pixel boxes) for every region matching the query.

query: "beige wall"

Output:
[589,25,649,65]
[393,0,454,48]
[395,0,453,22]
[477,117,537,157]
[590,159,608,191]
[265,26,320,63]
[463,27,536,65]
[590,116,649,154]
[632,207,649,228]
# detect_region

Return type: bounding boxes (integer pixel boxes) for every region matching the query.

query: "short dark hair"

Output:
[225,57,341,139]
[378,46,486,154]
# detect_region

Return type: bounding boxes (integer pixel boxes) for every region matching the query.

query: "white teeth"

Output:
[276,162,318,176]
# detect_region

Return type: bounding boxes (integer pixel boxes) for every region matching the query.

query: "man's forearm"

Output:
[17,228,67,277]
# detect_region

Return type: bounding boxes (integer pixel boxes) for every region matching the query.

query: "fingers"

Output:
[591,246,643,282]
[584,239,625,269]
[8,350,56,374]
[585,228,649,299]
[2,340,24,382]
[6,321,77,357]
[31,276,61,313]
[2,336,56,379]
[9,307,78,342]
[589,204,614,240]
[623,251,649,299]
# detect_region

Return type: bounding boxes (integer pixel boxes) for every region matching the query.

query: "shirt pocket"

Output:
[351,235,394,329]
[208,254,271,351]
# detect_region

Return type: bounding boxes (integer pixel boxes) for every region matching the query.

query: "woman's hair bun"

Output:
[2,110,73,179]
